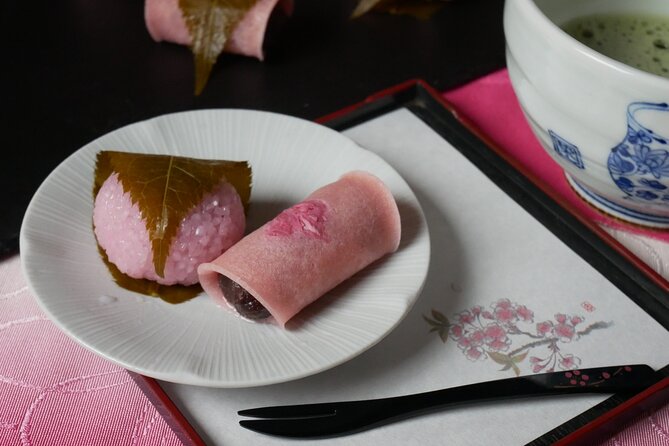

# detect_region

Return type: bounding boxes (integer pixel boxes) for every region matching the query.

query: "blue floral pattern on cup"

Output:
[607,102,669,203]
[549,130,585,169]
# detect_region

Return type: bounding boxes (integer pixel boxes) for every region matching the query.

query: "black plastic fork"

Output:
[238,364,658,438]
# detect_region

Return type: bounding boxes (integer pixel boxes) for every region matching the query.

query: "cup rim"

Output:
[512,0,669,87]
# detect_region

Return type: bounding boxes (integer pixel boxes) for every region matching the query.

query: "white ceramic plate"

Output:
[20,110,430,387]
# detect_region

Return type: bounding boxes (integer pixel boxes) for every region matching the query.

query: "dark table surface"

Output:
[1,0,506,253]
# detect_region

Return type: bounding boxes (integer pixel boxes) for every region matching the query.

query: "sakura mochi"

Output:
[198,171,401,326]
[145,0,293,60]
[93,151,252,290]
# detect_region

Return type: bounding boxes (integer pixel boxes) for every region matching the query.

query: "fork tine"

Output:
[239,415,358,438]
[238,402,338,419]
[239,400,392,438]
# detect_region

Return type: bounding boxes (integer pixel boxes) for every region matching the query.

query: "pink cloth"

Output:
[0,255,184,445]
[443,69,669,445]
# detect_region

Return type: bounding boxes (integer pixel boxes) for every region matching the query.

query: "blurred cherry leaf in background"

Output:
[352,0,450,20]
[179,0,259,95]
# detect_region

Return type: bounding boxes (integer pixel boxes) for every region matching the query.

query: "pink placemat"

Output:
[0,254,184,446]
[442,69,669,445]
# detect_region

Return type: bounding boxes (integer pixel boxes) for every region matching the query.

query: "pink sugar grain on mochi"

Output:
[93,172,245,286]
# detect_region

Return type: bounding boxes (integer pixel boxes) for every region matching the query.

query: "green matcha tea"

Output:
[562,13,669,79]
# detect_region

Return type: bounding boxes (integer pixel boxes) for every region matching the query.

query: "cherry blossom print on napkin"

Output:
[424,298,612,376]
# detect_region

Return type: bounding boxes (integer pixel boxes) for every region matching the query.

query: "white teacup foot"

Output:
[566,174,669,229]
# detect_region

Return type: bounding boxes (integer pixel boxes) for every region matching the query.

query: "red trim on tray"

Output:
[315,78,423,124]
[128,372,207,446]
[554,375,669,445]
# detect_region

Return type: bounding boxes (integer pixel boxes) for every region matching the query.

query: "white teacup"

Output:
[504,0,669,227]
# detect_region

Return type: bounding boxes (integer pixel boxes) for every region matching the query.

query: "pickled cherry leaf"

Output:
[94,151,252,278]
[351,0,382,18]
[179,0,259,95]
[97,245,202,304]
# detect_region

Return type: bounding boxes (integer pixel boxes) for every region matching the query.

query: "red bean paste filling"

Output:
[218,275,270,320]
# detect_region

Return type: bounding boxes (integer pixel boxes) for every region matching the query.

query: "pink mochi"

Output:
[94,173,246,286]
[144,0,293,60]
[198,171,401,326]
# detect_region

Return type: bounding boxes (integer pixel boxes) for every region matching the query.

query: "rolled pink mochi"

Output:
[144,0,293,60]
[198,171,402,326]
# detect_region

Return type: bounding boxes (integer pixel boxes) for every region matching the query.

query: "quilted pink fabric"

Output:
[0,255,184,446]
[443,69,669,445]
[598,410,669,446]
